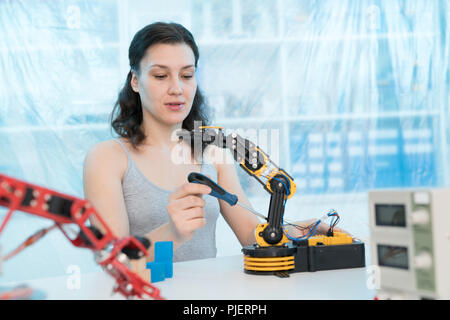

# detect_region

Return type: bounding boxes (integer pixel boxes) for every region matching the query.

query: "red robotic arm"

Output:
[0,173,163,300]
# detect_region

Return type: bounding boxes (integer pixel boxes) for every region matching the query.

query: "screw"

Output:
[74,211,82,219]
[117,253,128,263]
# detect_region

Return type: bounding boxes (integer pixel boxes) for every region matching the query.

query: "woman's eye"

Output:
[182,74,193,79]
[154,74,167,79]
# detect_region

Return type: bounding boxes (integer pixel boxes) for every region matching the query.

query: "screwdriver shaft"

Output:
[236,202,267,220]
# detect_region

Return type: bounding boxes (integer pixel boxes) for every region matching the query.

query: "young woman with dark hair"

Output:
[110,22,210,148]
[83,22,338,276]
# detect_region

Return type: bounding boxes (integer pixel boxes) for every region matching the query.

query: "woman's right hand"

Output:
[166,182,212,243]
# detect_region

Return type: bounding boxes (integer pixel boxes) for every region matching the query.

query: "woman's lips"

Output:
[165,103,184,111]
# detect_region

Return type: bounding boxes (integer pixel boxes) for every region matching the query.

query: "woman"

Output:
[83,22,333,275]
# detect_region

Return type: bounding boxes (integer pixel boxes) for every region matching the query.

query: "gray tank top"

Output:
[114,139,220,262]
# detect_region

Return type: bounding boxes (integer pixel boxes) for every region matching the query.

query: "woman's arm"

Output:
[284,216,351,239]
[206,146,261,247]
[83,141,171,276]
[83,141,148,277]
[83,141,130,238]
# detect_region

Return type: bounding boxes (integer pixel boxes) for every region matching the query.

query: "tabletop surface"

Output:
[2,254,375,300]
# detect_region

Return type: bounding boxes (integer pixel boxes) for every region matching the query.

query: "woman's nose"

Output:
[168,78,183,95]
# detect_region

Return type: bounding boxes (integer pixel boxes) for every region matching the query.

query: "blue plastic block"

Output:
[154,241,173,278]
[146,262,166,283]
[145,241,174,282]
[155,241,173,261]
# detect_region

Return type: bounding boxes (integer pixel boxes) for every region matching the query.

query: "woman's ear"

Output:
[130,70,139,93]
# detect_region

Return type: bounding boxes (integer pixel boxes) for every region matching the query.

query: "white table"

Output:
[2,255,375,300]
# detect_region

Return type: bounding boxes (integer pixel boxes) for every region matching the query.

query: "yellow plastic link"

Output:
[199,126,223,129]
[244,256,294,262]
[264,169,297,199]
[244,265,294,271]
[308,232,353,246]
[243,255,295,271]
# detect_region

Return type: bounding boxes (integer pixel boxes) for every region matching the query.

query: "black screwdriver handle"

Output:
[187,172,238,206]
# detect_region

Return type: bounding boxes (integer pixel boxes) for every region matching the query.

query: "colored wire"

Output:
[0,285,33,300]
[282,209,341,241]
[2,224,57,262]
[326,209,340,232]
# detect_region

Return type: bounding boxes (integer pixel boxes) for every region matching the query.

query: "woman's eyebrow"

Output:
[148,64,195,70]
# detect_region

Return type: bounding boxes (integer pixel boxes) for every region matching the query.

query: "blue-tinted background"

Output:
[0,0,449,282]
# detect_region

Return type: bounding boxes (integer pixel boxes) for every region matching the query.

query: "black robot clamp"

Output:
[178,126,365,277]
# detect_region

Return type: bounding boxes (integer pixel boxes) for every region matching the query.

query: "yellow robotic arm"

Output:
[178,125,365,277]
[178,125,296,246]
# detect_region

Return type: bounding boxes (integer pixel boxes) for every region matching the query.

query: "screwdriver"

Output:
[187,172,268,221]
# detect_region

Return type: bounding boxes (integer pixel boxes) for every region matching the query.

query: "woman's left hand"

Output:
[285,219,352,239]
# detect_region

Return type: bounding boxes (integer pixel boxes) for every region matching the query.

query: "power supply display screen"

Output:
[375,204,406,227]
[377,245,409,270]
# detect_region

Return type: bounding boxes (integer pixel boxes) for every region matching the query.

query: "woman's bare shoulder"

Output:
[84,139,128,175]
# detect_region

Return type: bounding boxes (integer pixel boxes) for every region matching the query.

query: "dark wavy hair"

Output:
[111,22,210,148]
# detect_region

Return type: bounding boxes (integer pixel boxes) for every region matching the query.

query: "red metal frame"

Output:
[0,173,163,300]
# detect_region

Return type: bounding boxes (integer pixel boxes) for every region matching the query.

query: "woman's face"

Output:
[131,43,197,126]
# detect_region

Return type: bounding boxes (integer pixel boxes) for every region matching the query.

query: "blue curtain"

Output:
[0,0,448,281]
